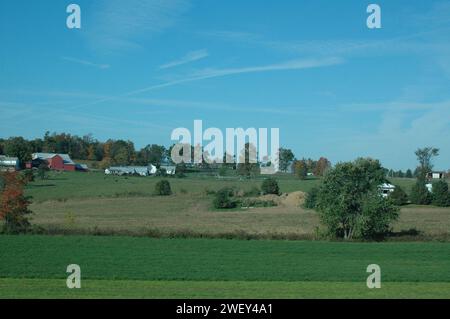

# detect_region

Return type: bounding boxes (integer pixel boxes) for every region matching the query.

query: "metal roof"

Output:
[0,155,19,166]
[379,183,396,189]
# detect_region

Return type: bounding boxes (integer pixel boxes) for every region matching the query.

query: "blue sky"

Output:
[1,0,450,170]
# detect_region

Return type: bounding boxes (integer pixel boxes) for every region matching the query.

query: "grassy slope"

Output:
[25,171,322,202]
[1,235,449,298]
[25,172,426,203]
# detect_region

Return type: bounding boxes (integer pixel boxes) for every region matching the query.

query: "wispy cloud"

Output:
[8,56,344,125]
[86,0,191,53]
[121,97,320,116]
[62,57,110,69]
[202,27,450,57]
[159,49,209,69]
[0,100,173,134]
[126,57,344,96]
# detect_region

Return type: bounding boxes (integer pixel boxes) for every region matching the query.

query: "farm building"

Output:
[379,183,396,198]
[160,165,176,175]
[75,163,89,172]
[31,153,76,171]
[105,164,157,176]
[427,171,445,180]
[0,155,20,171]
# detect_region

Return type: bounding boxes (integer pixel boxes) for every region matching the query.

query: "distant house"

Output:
[427,171,445,180]
[160,165,176,175]
[149,164,157,175]
[32,153,76,171]
[379,183,396,198]
[0,155,20,171]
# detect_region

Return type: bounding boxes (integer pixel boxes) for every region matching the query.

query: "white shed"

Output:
[379,183,396,198]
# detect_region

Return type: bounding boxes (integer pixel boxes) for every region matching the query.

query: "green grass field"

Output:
[25,171,427,203]
[0,235,449,298]
[25,171,323,202]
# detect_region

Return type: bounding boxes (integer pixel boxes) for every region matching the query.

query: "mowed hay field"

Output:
[0,236,450,298]
[24,172,450,238]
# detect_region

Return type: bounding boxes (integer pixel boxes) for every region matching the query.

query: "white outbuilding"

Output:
[379,183,396,198]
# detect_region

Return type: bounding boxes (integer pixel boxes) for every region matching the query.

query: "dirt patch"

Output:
[284,191,307,207]
[258,191,306,207]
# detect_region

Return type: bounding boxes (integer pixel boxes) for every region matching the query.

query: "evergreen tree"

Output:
[410,178,432,205]
[405,169,413,178]
[432,180,450,207]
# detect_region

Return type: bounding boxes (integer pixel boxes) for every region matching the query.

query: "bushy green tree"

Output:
[389,185,409,206]
[278,148,295,172]
[37,162,50,180]
[261,178,280,195]
[4,137,32,167]
[358,192,400,240]
[155,180,172,196]
[213,187,237,209]
[136,144,166,166]
[410,178,432,205]
[432,180,450,207]
[316,158,398,240]
[304,187,319,209]
[109,140,136,165]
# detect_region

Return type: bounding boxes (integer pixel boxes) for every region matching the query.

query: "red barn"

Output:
[47,155,76,171]
[32,153,76,171]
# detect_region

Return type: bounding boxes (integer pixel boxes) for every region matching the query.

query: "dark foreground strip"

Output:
[1,300,448,318]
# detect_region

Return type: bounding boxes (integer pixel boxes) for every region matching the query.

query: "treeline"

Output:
[385,168,415,178]
[0,132,167,168]
[0,133,330,175]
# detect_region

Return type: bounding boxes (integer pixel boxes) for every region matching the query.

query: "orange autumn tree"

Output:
[0,172,32,234]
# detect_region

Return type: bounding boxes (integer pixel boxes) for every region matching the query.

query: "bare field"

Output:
[30,194,320,235]
[30,194,450,238]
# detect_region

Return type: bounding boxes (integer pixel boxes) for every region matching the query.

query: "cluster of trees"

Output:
[409,147,449,206]
[293,157,331,179]
[1,133,336,180]
[0,132,169,169]
[304,147,450,241]
[386,169,414,178]
[381,147,449,207]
